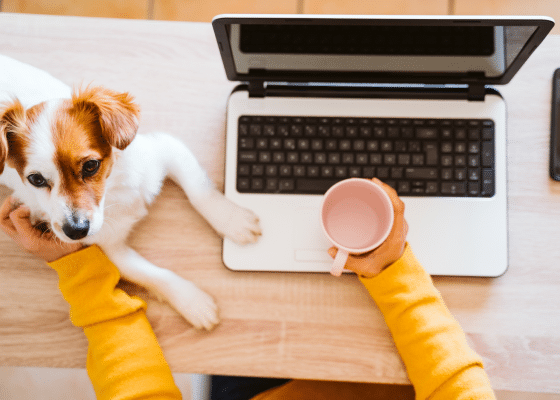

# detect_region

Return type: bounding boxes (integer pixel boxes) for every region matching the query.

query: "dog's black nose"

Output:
[62,215,90,240]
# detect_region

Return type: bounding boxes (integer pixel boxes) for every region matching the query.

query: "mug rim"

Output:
[321,178,394,254]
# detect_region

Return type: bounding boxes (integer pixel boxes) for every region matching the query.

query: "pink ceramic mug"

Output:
[321,178,394,277]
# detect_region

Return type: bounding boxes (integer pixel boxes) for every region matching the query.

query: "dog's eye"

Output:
[82,160,100,177]
[27,173,48,188]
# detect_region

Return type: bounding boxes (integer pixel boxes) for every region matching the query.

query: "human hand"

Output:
[0,196,84,262]
[328,178,408,278]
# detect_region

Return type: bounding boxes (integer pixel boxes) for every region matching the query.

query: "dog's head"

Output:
[0,86,139,242]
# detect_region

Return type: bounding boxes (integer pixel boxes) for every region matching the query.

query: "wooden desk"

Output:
[0,13,559,394]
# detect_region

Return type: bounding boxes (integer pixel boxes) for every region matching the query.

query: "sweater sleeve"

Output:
[250,244,496,400]
[48,245,182,400]
[359,244,496,400]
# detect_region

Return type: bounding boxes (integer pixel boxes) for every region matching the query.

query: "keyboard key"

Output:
[424,143,439,165]
[279,165,292,176]
[297,139,310,150]
[405,167,438,179]
[356,154,368,164]
[468,181,480,196]
[455,168,466,180]
[318,126,330,136]
[391,167,404,179]
[307,166,319,177]
[251,178,264,190]
[426,182,438,193]
[279,179,295,192]
[239,138,254,149]
[239,151,257,162]
[363,167,375,178]
[265,165,278,176]
[250,125,262,135]
[335,166,348,178]
[284,139,296,150]
[266,179,278,191]
[398,154,411,165]
[468,168,480,181]
[416,127,438,139]
[270,138,282,149]
[259,152,271,163]
[454,155,466,167]
[349,167,361,177]
[238,165,250,176]
[482,141,494,167]
[328,153,341,164]
[412,154,424,166]
[441,169,453,180]
[305,125,317,136]
[238,178,250,190]
[398,181,411,194]
[278,125,289,136]
[311,139,323,150]
[441,182,466,195]
[296,179,338,193]
[294,165,306,177]
[481,169,494,197]
[290,125,302,136]
[482,128,494,140]
[468,142,480,153]
[377,167,389,179]
[468,154,480,167]
[321,166,334,177]
[251,165,264,175]
[468,128,480,140]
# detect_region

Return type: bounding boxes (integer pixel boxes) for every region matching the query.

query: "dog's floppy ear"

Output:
[72,86,140,150]
[0,100,25,174]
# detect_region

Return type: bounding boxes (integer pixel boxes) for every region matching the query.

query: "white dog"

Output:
[0,55,261,330]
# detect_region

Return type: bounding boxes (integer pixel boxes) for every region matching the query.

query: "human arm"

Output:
[339,180,496,400]
[251,179,496,400]
[0,197,182,400]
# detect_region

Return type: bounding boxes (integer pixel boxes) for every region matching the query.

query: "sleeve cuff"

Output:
[48,245,146,327]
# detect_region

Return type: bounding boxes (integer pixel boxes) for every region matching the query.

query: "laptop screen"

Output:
[213,15,554,85]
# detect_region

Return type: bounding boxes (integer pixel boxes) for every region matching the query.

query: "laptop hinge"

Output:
[467,83,486,101]
[248,79,266,98]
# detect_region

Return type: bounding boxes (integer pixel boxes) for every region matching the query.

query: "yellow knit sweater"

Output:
[49,245,182,400]
[253,245,496,400]
[49,244,496,400]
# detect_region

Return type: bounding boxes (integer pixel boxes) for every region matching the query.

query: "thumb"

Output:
[10,206,38,237]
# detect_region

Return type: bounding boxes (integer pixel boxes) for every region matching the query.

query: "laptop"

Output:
[212,15,554,277]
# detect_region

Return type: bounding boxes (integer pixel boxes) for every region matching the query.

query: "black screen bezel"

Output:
[212,15,554,85]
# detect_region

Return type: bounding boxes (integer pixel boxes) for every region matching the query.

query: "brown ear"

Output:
[72,86,140,150]
[0,100,25,174]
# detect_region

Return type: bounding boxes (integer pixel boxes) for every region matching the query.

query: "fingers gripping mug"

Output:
[321,178,394,277]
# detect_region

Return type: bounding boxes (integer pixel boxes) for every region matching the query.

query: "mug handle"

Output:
[331,248,349,277]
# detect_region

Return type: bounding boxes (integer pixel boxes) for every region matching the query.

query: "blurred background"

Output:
[0,0,559,34]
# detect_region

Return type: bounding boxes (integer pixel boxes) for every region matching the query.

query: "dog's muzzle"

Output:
[62,214,90,240]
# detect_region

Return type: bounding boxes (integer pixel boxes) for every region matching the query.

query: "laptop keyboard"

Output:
[236,116,495,197]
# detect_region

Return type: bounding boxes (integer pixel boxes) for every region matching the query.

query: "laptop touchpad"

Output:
[293,208,332,262]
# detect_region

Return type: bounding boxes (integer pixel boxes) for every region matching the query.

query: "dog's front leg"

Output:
[102,245,219,330]
[159,134,262,244]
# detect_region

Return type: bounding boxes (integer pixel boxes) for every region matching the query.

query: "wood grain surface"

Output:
[0,13,559,394]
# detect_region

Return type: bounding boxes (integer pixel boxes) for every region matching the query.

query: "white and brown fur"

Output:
[0,54,261,330]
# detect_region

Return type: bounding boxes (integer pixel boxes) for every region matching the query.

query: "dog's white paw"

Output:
[165,279,219,330]
[197,191,261,245]
[221,201,261,245]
